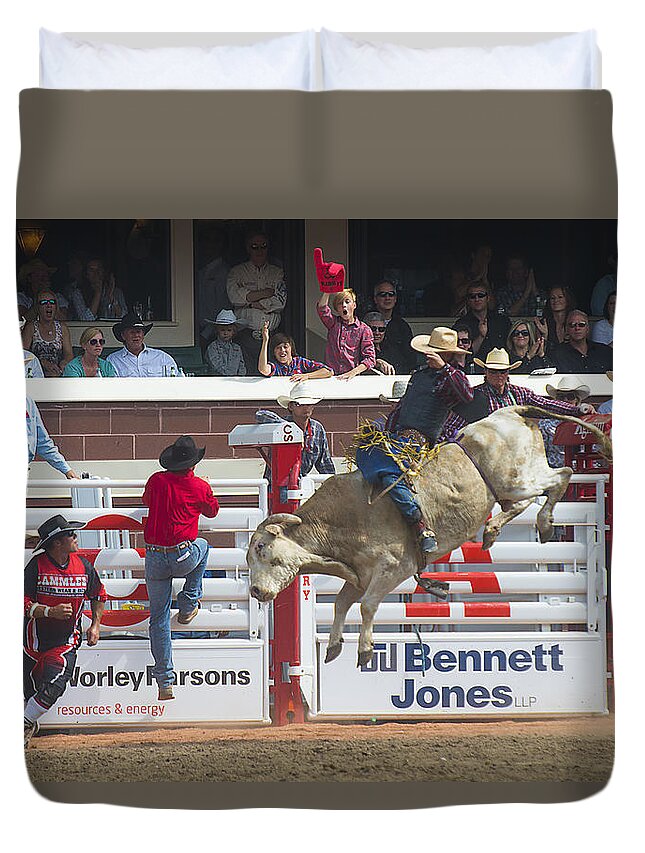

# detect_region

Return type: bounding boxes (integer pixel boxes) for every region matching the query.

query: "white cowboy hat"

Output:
[545,375,590,401]
[379,379,408,405]
[277,381,322,409]
[411,327,470,355]
[206,309,239,326]
[474,347,522,371]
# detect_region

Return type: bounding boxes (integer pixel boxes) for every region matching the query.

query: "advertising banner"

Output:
[316,633,607,718]
[39,639,269,727]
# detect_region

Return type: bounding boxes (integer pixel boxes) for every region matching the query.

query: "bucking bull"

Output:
[248,406,611,666]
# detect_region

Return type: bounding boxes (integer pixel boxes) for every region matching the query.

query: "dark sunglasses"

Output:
[88,338,105,346]
[370,326,386,332]
[457,339,471,347]
[250,242,268,250]
[375,291,396,298]
[568,321,587,328]
[511,329,530,338]
[57,531,78,539]
[488,368,509,374]
[38,298,56,305]
[468,291,488,300]
[557,392,578,401]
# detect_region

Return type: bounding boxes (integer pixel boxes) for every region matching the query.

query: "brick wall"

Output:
[37,399,389,463]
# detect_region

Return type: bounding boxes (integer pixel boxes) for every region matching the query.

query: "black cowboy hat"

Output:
[33,514,85,552]
[159,435,206,472]
[112,311,153,343]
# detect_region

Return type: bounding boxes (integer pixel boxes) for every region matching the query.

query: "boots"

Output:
[413,519,438,555]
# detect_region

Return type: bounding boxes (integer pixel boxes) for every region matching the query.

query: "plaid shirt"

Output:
[255,409,336,479]
[270,355,331,376]
[317,304,376,374]
[439,380,582,440]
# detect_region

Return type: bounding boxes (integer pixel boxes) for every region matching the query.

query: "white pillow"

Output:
[40,29,316,90]
[321,30,600,90]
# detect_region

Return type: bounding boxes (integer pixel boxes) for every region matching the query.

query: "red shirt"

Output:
[142,469,219,546]
[24,552,107,652]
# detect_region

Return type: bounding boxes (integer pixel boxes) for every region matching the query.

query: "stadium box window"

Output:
[16,219,172,323]
[348,220,617,319]
[193,219,305,351]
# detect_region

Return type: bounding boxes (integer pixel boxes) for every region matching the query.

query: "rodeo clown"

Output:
[24,515,106,747]
[352,327,474,593]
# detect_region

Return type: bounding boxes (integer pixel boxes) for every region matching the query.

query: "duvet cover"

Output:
[18,88,616,809]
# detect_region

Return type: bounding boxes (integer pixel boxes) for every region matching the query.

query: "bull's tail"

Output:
[510,405,612,462]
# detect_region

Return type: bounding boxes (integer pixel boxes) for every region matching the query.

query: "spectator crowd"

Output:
[18,235,615,381]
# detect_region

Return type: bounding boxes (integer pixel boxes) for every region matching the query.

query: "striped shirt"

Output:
[270,355,331,377]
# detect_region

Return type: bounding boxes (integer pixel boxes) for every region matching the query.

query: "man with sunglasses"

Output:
[23,515,106,746]
[441,347,595,442]
[372,280,416,373]
[552,310,613,374]
[459,282,511,359]
[227,230,287,374]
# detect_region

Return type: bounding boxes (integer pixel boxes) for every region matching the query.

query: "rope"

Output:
[346,421,443,506]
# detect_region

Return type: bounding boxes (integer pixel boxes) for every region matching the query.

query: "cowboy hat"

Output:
[277,381,322,409]
[159,435,206,472]
[204,309,239,326]
[474,348,522,371]
[545,375,590,401]
[411,327,471,355]
[112,311,153,343]
[209,308,239,326]
[379,379,408,405]
[18,258,57,285]
[33,514,85,552]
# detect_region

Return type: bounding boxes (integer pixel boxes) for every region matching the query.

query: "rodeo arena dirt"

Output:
[23,395,615,807]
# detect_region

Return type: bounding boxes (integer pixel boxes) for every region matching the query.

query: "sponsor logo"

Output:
[358,642,564,711]
[70,664,251,692]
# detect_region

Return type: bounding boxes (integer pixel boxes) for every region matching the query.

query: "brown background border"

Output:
[18,90,616,219]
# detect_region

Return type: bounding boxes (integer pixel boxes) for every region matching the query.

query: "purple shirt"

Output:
[317,304,376,374]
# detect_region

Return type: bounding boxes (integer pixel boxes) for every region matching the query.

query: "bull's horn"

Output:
[263,513,302,527]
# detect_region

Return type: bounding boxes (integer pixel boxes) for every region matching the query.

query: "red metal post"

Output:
[266,441,306,725]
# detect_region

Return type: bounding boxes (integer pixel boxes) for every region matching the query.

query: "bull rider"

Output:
[353,327,474,579]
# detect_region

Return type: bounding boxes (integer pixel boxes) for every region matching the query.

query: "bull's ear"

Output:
[263,524,284,537]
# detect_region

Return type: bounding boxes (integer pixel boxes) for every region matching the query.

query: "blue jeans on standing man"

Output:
[144,538,209,689]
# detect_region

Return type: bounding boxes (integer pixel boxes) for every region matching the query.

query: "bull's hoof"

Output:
[482,530,496,551]
[538,523,554,544]
[324,640,343,664]
[357,649,374,668]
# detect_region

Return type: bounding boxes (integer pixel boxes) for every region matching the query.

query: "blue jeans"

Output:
[356,439,422,524]
[144,538,209,688]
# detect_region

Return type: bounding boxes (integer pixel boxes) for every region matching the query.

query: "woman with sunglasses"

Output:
[21,289,74,377]
[506,319,552,373]
[62,327,117,377]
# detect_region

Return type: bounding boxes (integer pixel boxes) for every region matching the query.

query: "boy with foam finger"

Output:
[316,287,376,380]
